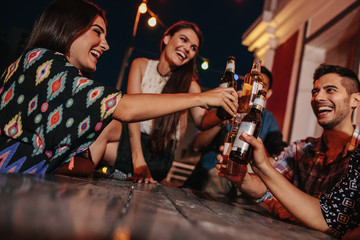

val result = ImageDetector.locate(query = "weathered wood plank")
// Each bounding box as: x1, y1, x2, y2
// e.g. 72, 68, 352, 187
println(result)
0, 174, 132, 239
160, 185, 334, 240
112, 183, 207, 240
0, 174, 336, 240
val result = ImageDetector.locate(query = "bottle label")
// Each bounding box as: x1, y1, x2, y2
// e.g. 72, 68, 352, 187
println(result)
249, 82, 263, 105
223, 142, 232, 156
253, 97, 265, 108
226, 62, 235, 72
231, 122, 256, 152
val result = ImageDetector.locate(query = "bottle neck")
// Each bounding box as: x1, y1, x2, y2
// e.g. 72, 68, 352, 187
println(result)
225, 60, 235, 74
251, 58, 261, 74
230, 114, 242, 132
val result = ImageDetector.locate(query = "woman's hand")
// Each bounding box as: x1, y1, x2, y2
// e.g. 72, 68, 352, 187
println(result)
127, 154, 157, 183
199, 87, 238, 116
127, 164, 157, 183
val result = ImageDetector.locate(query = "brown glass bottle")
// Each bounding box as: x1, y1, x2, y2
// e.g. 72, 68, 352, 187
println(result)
238, 58, 263, 114
216, 56, 237, 120
221, 114, 243, 176
229, 90, 266, 165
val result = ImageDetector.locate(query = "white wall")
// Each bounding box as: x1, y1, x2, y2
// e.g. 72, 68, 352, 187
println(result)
290, 45, 325, 142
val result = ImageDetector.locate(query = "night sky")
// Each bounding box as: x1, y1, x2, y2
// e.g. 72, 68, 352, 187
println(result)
1, 0, 264, 92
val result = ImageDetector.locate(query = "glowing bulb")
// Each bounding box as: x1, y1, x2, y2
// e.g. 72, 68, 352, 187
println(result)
234, 74, 239, 80
139, 3, 147, 13
102, 166, 108, 174
201, 60, 209, 70
148, 17, 157, 27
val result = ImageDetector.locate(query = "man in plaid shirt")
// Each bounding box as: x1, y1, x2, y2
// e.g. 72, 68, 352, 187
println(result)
218, 64, 360, 224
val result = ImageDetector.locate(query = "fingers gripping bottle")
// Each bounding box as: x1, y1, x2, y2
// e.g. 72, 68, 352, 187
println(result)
229, 90, 266, 165
216, 56, 237, 120
238, 58, 263, 114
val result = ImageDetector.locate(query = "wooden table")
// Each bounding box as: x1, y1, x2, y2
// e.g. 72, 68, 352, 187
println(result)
0, 173, 335, 240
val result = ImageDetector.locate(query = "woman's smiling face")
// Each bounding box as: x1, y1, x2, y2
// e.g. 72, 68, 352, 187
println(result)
67, 15, 109, 73
162, 28, 199, 67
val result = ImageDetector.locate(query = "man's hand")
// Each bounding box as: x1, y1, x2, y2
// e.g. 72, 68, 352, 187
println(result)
215, 145, 247, 183
215, 142, 270, 199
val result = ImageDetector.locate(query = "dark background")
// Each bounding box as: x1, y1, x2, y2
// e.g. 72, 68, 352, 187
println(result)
1, 0, 264, 92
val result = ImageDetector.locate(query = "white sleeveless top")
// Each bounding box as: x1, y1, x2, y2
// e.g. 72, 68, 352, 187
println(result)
139, 60, 181, 140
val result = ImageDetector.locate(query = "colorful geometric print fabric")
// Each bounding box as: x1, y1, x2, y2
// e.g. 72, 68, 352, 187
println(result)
0, 48, 122, 174
320, 146, 360, 238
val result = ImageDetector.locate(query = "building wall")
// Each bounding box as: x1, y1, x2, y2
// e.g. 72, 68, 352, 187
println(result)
242, 0, 360, 143
266, 31, 298, 135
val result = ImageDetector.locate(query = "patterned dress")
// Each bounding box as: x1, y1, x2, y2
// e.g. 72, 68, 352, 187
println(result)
0, 48, 121, 174
320, 146, 360, 238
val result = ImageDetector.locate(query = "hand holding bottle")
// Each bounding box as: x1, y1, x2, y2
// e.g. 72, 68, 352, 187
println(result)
199, 87, 238, 116
216, 144, 247, 183
236, 131, 271, 173
229, 90, 266, 165
216, 135, 267, 195
216, 56, 237, 120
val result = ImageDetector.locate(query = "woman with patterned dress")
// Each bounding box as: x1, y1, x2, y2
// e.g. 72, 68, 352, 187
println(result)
0, 0, 238, 176
108, 21, 231, 183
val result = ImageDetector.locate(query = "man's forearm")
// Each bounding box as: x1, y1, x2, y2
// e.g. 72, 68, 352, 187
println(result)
192, 124, 223, 151
235, 172, 268, 199
254, 163, 330, 232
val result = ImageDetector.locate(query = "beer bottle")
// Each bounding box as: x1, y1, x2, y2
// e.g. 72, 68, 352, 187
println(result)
221, 114, 243, 176
216, 56, 237, 120
222, 114, 242, 161
238, 58, 263, 113
229, 90, 266, 165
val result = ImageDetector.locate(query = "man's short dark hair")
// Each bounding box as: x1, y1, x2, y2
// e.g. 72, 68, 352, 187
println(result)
261, 66, 273, 90
313, 64, 360, 94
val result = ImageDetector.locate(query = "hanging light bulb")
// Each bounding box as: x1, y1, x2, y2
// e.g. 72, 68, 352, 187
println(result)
234, 73, 239, 80
139, 2, 147, 13
148, 17, 157, 27
201, 60, 209, 70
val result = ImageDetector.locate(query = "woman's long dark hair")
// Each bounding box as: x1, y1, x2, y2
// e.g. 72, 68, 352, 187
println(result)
25, 0, 106, 59
150, 21, 203, 153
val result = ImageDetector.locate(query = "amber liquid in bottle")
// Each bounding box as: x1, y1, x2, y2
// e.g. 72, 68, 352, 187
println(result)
238, 58, 263, 114
216, 56, 237, 120
229, 90, 266, 165
221, 114, 243, 176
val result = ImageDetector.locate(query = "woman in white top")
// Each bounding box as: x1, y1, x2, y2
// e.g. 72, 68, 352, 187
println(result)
0, 0, 238, 177
106, 21, 229, 183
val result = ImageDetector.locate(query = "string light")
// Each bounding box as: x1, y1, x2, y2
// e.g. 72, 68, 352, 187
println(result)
234, 74, 239, 80
148, 17, 157, 27
138, 2, 147, 13
118, 1, 217, 89
201, 60, 209, 70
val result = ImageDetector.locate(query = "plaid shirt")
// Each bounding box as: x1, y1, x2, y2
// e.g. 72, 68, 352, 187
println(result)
259, 125, 360, 201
